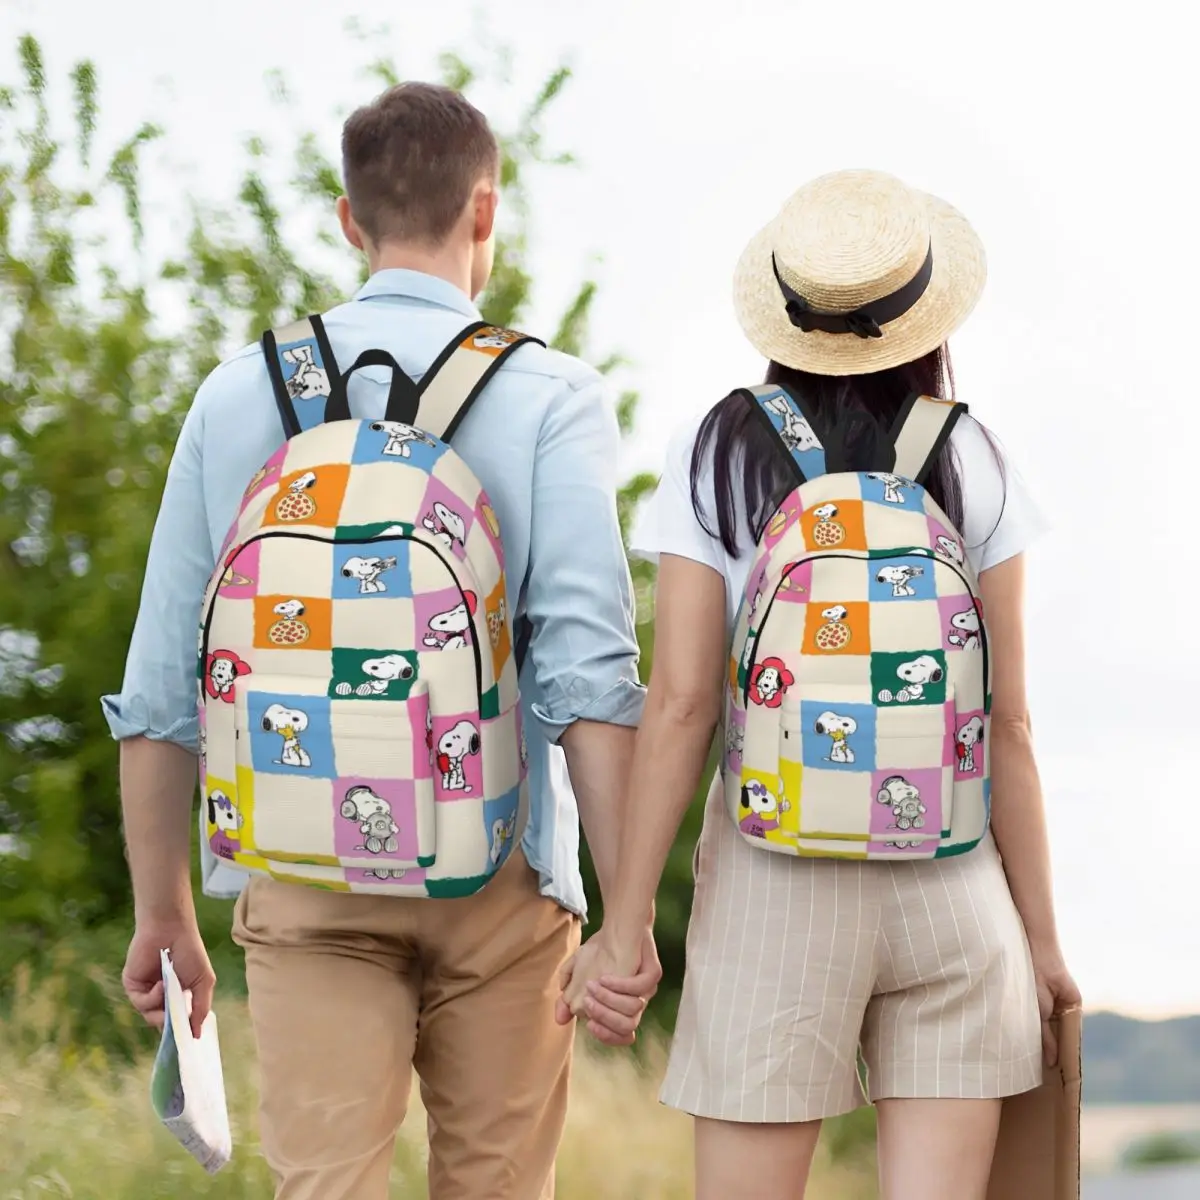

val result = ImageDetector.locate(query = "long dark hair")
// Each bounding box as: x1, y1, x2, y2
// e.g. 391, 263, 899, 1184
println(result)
691, 346, 980, 556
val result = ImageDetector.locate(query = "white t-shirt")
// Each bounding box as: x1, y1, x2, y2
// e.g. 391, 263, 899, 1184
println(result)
631, 410, 1049, 631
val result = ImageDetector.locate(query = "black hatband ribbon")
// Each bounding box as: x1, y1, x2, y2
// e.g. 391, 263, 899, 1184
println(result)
771, 243, 934, 339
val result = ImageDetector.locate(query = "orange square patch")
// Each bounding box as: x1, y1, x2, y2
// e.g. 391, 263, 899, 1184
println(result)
263, 464, 350, 529
484, 578, 512, 682
803, 601, 871, 655
465, 326, 524, 358
253, 595, 333, 650
800, 500, 866, 553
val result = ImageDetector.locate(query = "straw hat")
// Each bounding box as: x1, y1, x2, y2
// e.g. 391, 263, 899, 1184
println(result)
733, 169, 986, 376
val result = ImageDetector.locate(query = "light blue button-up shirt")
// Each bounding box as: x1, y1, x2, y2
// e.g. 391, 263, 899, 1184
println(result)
101, 269, 645, 918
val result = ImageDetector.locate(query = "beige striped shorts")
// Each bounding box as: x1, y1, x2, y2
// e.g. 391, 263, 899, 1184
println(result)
661, 774, 1043, 1123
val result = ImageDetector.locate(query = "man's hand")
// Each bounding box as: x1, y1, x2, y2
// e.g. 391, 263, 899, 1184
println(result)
555, 926, 661, 1047
123, 919, 215, 1040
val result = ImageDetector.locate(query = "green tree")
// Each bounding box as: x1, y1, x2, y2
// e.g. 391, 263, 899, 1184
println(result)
1, 31, 704, 1050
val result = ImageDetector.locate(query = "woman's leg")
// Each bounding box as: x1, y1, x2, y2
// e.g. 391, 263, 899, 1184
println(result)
695, 1117, 823, 1200
875, 1098, 1001, 1200
863, 840, 1042, 1200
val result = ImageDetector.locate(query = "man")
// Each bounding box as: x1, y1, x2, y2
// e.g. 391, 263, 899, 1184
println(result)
104, 82, 660, 1200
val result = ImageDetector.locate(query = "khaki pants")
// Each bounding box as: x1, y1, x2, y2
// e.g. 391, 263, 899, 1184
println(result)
232, 850, 581, 1200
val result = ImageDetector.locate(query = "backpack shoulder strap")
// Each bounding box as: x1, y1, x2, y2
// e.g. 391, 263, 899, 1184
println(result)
413, 321, 545, 441
740, 382, 829, 486
261, 315, 348, 438
888, 394, 969, 486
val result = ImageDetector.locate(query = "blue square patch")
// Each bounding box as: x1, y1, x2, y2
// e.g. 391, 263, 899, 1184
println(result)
352, 420, 448, 471
868, 554, 939, 604
246, 692, 336, 779
332, 538, 413, 600
798, 699, 877, 772
861, 471, 921, 508
483, 786, 521, 873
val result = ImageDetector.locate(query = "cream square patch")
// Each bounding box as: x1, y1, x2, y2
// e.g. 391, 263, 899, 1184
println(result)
252, 776, 337, 858
951, 775, 987, 841
481, 706, 521, 797
863, 502, 931, 551
425, 798, 488, 880
808, 556, 870, 602
256, 536, 334, 599
283, 422, 358, 472
409, 539, 459, 593
339, 462, 430, 528
207, 597, 255, 655
868, 598, 942, 653
331, 597, 416, 651
796, 767, 872, 838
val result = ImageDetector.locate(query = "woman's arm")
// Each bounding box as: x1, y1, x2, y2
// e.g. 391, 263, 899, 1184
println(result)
568, 552, 729, 993
978, 554, 1057, 944
979, 553, 1081, 1060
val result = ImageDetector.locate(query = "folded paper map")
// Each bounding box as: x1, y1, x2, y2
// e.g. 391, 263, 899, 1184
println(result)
149, 948, 232, 1174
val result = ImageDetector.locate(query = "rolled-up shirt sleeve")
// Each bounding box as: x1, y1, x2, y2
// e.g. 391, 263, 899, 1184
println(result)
524, 375, 646, 741
101, 395, 216, 754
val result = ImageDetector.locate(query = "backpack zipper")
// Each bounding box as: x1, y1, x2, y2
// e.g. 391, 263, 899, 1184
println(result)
200, 530, 484, 705
741, 549, 989, 707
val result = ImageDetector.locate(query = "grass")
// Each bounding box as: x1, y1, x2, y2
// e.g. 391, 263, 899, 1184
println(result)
0, 966, 879, 1199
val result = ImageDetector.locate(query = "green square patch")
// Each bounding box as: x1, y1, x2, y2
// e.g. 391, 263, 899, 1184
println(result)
480, 684, 502, 721
329, 647, 419, 700
870, 648, 947, 707
337, 521, 414, 541
425, 873, 492, 899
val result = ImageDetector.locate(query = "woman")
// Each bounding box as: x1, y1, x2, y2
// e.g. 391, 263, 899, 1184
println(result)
562, 169, 1080, 1200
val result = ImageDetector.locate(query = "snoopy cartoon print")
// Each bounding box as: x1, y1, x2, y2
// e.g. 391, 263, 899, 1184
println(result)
274, 471, 319, 522
956, 716, 984, 773
748, 656, 794, 707
341, 554, 398, 595
947, 606, 982, 650
370, 420, 436, 459
866, 472, 914, 505
876, 563, 925, 598
205, 650, 251, 702
762, 395, 819, 452
814, 711, 858, 764
422, 502, 466, 553
437, 720, 480, 793
205, 790, 244, 860
877, 654, 943, 704
340, 786, 399, 854
490, 813, 517, 864
261, 703, 312, 768
473, 328, 521, 350
424, 592, 477, 651
334, 654, 415, 697
935, 534, 966, 568
725, 720, 745, 764
282, 345, 330, 400
876, 775, 926, 831
486, 597, 507, 648
739, 779, 791, 837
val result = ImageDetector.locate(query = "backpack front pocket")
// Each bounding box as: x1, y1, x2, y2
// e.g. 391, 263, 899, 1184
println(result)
233, 678, 437, 871
868, 693, 956, 848
738, 684, 955, 848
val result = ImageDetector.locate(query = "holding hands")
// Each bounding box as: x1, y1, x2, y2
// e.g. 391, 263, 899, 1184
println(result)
556, 925, 662, 1046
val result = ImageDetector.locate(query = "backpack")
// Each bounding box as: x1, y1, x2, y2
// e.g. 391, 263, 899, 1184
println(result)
196, 314, 541, 896
723, 384, 989, 861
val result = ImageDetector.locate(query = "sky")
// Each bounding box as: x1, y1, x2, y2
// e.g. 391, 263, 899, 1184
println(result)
1, 0, 1196, 1017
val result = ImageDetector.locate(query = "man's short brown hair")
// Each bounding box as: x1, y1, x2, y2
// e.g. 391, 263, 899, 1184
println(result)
341, 82, 499, 246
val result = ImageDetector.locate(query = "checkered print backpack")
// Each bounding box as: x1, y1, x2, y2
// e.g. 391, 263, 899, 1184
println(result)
724, 385, 990, 861
197, 315, 541, 896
